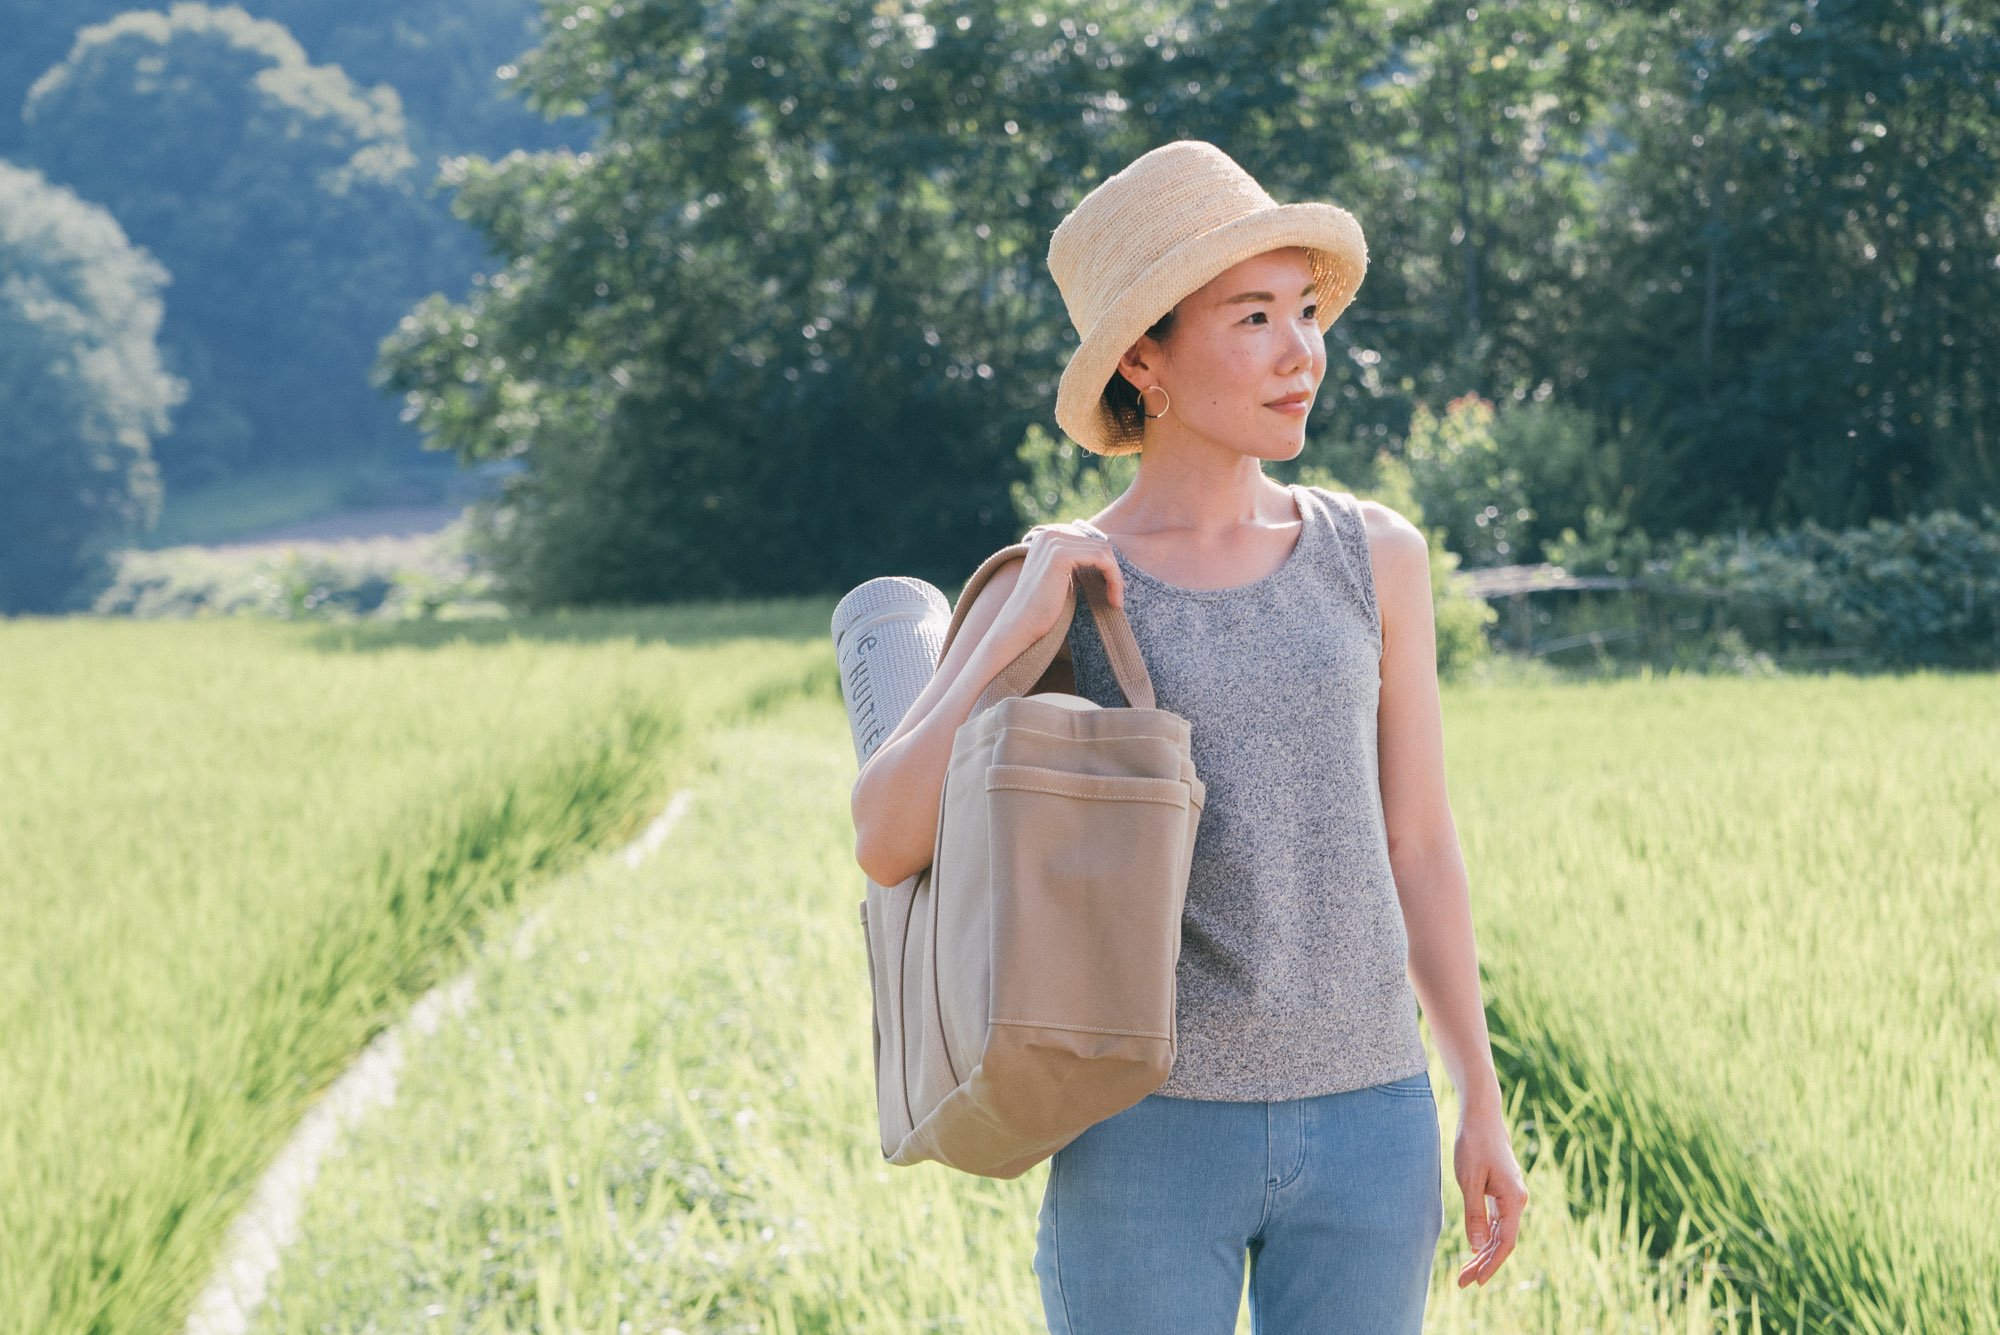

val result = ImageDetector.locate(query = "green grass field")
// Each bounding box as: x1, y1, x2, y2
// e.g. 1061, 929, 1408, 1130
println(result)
132, 459, 365, 548
0, 602, 833, 1334
1445, 672, 1998, 1332
3, 606, 1991, 1332
241, 692, 1757, 1335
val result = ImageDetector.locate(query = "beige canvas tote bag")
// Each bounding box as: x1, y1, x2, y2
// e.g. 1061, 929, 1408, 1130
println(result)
857, 540, 1205, 1179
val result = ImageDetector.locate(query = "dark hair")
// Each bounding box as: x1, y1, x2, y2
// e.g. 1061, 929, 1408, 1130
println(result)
1099, 305, 1179, 448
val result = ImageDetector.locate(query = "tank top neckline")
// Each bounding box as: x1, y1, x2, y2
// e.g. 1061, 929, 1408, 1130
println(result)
1074, 482, 1317, 602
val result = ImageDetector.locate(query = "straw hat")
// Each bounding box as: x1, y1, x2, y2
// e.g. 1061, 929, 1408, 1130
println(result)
1046, 140, 1369, 456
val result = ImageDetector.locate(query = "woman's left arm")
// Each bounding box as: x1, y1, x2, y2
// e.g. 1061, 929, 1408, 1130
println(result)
1362, 499, 1529, 1289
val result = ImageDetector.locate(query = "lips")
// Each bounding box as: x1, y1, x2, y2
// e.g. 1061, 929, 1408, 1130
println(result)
1266, 392, 1311, 408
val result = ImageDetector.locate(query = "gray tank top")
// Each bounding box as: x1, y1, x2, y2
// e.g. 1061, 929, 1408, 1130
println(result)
1066, 483, 1429, 1101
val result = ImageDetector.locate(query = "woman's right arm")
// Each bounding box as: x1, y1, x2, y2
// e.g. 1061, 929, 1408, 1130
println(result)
850, 527, 1123, 887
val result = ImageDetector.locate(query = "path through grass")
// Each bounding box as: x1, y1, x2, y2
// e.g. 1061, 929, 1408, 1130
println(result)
245, 692, 1756, 1333
0, 604, 833, 1334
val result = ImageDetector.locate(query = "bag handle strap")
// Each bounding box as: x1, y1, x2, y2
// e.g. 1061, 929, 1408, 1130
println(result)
936, 542, 1156, 714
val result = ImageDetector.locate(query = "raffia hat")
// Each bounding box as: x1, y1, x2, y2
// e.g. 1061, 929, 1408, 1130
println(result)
1046, 140, 1369, 456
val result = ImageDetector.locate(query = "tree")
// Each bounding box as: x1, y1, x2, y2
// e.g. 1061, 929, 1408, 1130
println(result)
373, 0, 1655, 605
1574, 0, 2000, 531
0, 0, 565, 161
381, 0, 1198, 608
0, 159, 183, 613
21, 4, 480, 484
379, 0, 2000, 607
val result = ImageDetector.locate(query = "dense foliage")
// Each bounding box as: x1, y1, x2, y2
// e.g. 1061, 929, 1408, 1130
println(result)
1660, 503, 2000, 668
20, 5, 483, 486
378, 0, 2000, 609
0, 160, 180, 612
2, 0, 1995, 621
382, 1, 1175, 609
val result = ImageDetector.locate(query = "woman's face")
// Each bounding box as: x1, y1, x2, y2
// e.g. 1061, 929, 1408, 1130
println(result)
1118, 246, 1326, 460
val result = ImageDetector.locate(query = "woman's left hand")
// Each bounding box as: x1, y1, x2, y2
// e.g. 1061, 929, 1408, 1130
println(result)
1452, 1106, 1529, 1287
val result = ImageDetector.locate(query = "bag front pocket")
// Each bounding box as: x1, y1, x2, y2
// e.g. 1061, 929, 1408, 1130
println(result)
990, 724, 1187, 784
981, 763, 1199, 1040
983, 763, 1191, 807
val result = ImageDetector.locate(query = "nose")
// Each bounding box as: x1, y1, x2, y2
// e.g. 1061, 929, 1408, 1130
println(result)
1278, 319, 1320, 378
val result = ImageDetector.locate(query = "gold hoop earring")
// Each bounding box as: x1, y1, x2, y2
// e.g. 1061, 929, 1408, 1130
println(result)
1138, 384, 1171, 420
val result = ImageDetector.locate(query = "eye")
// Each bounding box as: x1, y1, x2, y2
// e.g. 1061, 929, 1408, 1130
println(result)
1303, 303, 1318, 319
1241, 310, 1268, 325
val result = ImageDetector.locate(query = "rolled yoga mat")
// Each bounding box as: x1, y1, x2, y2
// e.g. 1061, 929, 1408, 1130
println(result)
830, 576, 952, 768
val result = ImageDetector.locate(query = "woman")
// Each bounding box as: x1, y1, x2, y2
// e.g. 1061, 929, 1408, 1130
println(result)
850, 141, 1526, 1333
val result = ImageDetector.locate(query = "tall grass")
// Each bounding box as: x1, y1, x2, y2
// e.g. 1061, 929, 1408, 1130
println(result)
1445, 669, 2000, 1332
246, 692, 1754, 1333
11, 604, 1986, 1331
0, 603, 836, 1335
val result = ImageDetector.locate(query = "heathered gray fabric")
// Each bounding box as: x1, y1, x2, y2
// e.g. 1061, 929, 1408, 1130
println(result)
1065, 483, 1429, 1101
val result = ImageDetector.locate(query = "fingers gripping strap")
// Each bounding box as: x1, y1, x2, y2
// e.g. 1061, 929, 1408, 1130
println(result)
939, 544, 1156, 715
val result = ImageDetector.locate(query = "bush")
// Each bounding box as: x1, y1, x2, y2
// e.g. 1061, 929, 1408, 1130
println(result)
1542, 503, 1657, 581
1008, 423, 1137, 528
89, 523, 505, 621
1398, 392, 1633, 573
1400, 393, 1535, 569
1665, 506, 2000, 669
1490, 396, 1630, 562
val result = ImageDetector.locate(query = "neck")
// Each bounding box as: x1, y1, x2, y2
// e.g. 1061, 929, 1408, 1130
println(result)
1111, 444, 1297, 537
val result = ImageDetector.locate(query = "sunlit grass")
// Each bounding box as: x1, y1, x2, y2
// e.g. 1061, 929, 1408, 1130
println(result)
11, 605, 1987, 1332
248, 692, 1764, 1333
134, 459, 364, 548
1445, 669, 2000, 1332
0, 604, 835, 1335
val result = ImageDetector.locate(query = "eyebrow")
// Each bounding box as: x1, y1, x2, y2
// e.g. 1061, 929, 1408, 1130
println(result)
1220, 283, 1318, 305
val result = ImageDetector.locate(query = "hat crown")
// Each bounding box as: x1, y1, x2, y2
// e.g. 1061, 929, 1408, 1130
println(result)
1048, 141, 1279, 338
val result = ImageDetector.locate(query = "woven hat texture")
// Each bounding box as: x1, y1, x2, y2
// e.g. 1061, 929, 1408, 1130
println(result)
1046, 140, 1368, 456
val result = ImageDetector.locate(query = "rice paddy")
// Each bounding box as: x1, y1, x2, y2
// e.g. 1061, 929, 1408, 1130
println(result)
3, 606, 1988, 1332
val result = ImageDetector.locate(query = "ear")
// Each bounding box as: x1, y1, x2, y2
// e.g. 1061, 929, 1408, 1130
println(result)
1117, 339, 1157, 384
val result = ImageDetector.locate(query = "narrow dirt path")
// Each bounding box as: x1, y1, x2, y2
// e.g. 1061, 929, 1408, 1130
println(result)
183, 790, 698, 1335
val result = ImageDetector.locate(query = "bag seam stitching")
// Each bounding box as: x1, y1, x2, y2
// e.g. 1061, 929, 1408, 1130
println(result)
984, 777, 1192, 806
989, 724, 1183, 743
990, 1018, 1171, 1039
892, 884, 919, 1131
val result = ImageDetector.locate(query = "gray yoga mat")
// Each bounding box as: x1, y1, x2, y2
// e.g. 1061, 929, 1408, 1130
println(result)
830, 576, 952, 767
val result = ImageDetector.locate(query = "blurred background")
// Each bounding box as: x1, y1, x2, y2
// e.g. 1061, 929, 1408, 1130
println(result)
2, 0, 1994, 674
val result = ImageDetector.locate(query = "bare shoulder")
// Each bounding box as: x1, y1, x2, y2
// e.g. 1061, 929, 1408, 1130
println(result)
1352, 497, 1432, 575
1351, 499, 1431, 662
1354, 497, 1428, 566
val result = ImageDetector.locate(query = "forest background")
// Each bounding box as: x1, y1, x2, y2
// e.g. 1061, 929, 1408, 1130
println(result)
2, 0, 1995, 649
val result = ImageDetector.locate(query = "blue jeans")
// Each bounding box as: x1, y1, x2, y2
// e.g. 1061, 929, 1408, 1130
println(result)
1033, 1071, 1444, 1334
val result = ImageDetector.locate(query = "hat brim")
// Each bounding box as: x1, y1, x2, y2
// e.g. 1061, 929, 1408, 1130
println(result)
1053, 202, 1368, 456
